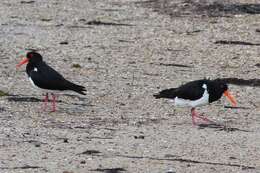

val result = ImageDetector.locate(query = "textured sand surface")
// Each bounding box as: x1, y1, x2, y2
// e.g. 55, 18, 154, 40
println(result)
0, 0, 260, 172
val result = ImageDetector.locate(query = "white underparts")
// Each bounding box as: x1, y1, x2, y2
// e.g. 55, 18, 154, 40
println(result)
174, 85, 209, 108
28, 68, 38, 88
28, 77, 37, 88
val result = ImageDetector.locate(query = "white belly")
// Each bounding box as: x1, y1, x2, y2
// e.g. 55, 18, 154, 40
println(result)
29, 77, 38, 88
174, 90, 209, 108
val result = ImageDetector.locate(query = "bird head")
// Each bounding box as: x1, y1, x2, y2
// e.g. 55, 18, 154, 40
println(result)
209, 79, 237, 106
16, 52, 43, 68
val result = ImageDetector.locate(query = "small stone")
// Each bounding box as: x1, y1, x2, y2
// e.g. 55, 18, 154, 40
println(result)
60, 41, 69, 45
255, 63, 260, 68
63, 138, 69, 143
80, 160, 86, 164
134, 135, 145, 139
72, 64, 82, 68
35, 143, 41, 147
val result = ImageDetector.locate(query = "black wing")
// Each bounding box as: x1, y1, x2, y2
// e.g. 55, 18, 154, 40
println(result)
154, 80, 207, 100
175, 80, 206, 100
153, 88, 177, 99
29, 62, 86, 95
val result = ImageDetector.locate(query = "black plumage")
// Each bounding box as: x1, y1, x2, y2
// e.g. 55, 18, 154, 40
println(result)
26, 57, 86, 95
153, 79, 236, 125
154, 79, 227, 103
17, 52, 86, 111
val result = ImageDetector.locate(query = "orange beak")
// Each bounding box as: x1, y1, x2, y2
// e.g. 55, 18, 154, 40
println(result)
224, 90, 237, 107
16, 57, 28, 68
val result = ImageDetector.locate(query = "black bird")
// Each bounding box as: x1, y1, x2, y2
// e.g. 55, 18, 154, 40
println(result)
16, 52, 86, 112
153, 79, 237, 125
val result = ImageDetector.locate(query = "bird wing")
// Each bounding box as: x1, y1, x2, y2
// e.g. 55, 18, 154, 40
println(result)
29, 62, 72, 91
175, 80, 206, 100
153, 88, 178, 99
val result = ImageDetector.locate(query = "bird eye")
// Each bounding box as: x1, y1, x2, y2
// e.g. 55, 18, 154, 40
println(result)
27, 53, 33, 58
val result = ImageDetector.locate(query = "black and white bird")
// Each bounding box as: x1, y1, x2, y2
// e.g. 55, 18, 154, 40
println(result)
153, 79, 237, 125
16, 52, 86, 112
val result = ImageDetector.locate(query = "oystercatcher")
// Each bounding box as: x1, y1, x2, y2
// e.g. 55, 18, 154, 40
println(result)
16, 52, 86, 112
153, 79, 237, 125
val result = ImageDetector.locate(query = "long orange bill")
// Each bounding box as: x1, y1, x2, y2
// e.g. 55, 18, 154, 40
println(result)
16, 57, 28, 68
224, 90, 237, 107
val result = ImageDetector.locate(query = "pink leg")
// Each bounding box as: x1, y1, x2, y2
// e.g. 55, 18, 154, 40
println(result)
191, 108, 197, 125
42, 93, 49, 111
51, 93, 56, 112
191, 108, 214, 125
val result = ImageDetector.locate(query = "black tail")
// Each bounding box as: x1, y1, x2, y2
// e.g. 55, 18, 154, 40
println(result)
153, 88, 176, 99
67, 82, 86, 95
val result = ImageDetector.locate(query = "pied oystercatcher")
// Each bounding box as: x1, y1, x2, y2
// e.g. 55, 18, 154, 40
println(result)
153, 79, 237, 125
16, 52, 86, 112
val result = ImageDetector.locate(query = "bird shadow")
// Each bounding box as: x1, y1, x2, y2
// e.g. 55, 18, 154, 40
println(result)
6, 95, 93, 114
7, 96, 62, 103
198, 123, 251, 132
6, 94, 88, 103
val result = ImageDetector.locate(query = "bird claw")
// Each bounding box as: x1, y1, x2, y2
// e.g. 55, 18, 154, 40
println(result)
191, 109, 216, 125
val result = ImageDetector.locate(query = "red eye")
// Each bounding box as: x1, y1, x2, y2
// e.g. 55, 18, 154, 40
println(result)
28, 53, 32, 58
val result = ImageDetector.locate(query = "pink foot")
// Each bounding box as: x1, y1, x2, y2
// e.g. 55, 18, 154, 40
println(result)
42, 93, 49, 111
50, 93, 56, 112
191, 108, 215, 125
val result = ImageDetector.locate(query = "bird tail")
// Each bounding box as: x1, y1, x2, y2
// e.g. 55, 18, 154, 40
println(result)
153, 88, 176, 99
67, 82, 86, 95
